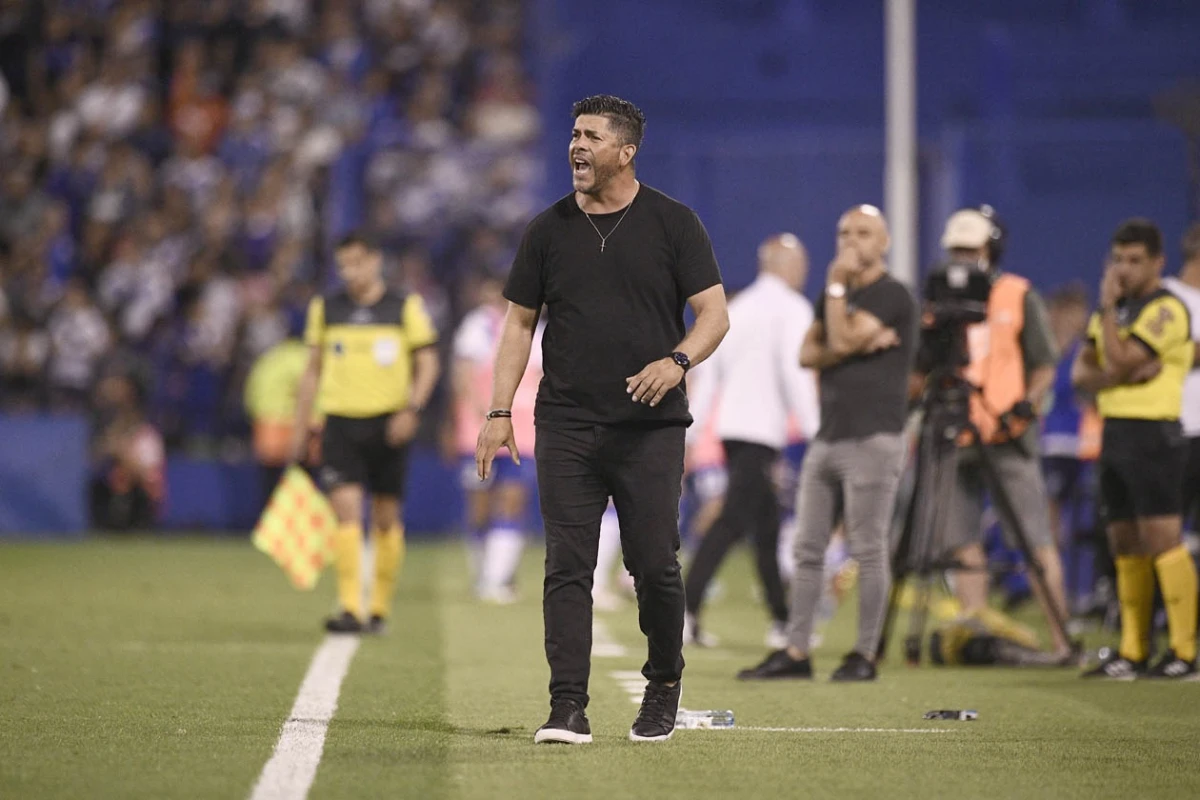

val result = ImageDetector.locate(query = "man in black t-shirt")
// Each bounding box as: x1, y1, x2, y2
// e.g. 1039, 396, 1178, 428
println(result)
475, 95, 729, 744
738, 205, 918, 683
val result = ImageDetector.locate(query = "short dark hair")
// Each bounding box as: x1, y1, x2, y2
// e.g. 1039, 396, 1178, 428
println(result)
1111, 218, 1163, 257
336, 230, 380, 252
571, 95, 646, 148
1182, 222, 1200, 263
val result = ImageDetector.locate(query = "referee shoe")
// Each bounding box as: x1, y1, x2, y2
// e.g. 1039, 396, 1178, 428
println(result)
1145, 650, 1200, 681
1079, 650, 1145, 680
534, 699, 592, 744
324, 611, 364, 634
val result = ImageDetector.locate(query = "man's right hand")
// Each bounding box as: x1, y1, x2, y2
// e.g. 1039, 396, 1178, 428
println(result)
475, 417, 520, 481
827, 249, 860, 287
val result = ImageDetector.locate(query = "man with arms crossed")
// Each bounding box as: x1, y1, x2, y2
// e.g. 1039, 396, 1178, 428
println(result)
738, 205, 917, 682
476, 95, 729, 742
1076, 219, 1197, 679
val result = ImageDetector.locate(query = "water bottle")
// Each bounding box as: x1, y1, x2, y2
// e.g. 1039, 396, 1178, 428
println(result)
922, 709, 978, 721
675, 709, 735, 729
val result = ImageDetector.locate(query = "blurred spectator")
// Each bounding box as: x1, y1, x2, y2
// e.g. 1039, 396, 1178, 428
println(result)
90, 373, 165, 530
46, 277, 111, 411
0, 308, 50, 411
243, 320, 310, 506
0, 0, 539, 456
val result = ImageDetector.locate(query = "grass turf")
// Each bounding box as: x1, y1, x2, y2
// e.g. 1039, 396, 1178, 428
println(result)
1, 537, 1199, 799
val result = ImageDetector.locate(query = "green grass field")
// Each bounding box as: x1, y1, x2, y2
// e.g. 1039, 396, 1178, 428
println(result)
2, 537, 1200, 800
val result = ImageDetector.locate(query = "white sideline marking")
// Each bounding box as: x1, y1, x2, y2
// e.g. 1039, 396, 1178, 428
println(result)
731, 726, 956, 734
249, 635, 361, 800
609, 671, 953, 734
591, 618, 628, 658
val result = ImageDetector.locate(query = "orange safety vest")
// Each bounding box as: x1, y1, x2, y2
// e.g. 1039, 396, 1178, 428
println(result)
962, 273, 1029, 445
1077, 405, 1102, 461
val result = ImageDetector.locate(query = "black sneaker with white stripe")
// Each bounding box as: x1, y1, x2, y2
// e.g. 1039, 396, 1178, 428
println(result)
1080, 651, 1146, 680
629, 681, 681, 742
1145, 650, 1199, 681
534, 699, 592, 744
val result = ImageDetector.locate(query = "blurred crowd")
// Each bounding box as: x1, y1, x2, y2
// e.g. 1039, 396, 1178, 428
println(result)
0, 0, 541, 459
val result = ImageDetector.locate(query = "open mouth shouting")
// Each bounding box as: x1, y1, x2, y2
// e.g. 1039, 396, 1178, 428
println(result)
572, 152, 592, 181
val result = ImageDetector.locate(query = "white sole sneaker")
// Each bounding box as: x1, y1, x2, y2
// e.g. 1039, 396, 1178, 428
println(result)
628, 685, 681, 742
534, 727, 592, 744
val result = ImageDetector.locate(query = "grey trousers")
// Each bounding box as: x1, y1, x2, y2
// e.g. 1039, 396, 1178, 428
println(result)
785, 433, 907, 659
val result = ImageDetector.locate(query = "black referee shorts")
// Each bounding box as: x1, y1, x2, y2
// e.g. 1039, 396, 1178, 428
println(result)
319, 414, 410, 498
1099, 418, 1187, 523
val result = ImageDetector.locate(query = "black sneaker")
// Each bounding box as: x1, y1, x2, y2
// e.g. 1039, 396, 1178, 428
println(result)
1080, 650, 1145, 680
1145, 650, 1200, 681
737, 650, 813, 681
534, 699, 592, 744
366, 615, 387, 635
629, 681, 682, 742
324, 611, 364, 634
830, 652, 876, 682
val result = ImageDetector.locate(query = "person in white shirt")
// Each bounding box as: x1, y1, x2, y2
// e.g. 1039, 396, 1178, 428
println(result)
1163, 223, 1200, 545
683, 234, 819, 647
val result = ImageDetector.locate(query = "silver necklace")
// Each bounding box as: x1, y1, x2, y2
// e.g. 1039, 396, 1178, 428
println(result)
583, 195, 636, 253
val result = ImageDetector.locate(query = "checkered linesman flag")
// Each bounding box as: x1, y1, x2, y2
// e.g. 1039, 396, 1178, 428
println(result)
252, 466, 337, 590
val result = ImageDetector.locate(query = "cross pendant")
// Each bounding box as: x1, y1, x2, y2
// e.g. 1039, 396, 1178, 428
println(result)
600, 241, 605, 252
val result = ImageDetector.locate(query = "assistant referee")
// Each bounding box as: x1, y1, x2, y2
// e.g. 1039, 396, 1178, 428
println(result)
1073, 218, 1197, 679
293, 232, 440, 634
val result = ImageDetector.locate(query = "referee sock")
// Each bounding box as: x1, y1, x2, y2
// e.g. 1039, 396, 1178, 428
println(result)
1115, 555, 1154, 663
334, 522, 365, 620
369, 524, 406, 620
1154, 545, 1198, 662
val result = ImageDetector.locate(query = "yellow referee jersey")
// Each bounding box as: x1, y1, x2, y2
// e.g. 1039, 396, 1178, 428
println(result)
305, 289, 438, 418
1087, 287, 1193, 421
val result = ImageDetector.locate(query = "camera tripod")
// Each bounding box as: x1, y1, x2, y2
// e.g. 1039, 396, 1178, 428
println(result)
877, 367, 1073, 665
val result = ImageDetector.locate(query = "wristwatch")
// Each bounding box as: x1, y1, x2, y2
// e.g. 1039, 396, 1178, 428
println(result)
826, 282, 847, 299
671, 351, 691, 373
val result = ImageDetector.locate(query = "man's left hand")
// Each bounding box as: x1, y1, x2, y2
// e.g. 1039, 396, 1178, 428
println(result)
626, 358, 685, 407
386, 407, 420, 446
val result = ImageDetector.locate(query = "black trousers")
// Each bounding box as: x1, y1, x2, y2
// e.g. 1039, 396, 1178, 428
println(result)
536, 423, 686, 707
684, 440, 787, 622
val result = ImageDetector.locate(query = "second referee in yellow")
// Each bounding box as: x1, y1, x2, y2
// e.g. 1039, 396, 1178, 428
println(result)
1073, 218, 1198, 679
293, 232, 441, 634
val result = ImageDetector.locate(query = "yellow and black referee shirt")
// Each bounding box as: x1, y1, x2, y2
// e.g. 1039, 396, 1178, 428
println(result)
304, 289, 438, 418
1087, 287, 1193, 420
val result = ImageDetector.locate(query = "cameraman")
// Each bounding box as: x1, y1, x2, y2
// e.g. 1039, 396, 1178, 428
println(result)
923, 208, 1072, 660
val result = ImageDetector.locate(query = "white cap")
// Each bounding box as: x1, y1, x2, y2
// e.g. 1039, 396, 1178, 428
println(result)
941, 210, 993, 251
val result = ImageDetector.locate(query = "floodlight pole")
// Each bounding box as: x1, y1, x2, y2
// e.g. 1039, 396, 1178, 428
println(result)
885, 0, 918, 287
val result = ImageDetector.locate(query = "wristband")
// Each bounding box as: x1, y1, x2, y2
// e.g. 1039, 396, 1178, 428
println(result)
486, 409, 512, 420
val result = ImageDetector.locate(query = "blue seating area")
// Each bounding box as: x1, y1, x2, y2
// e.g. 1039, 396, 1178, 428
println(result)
536, 0, 1200, 292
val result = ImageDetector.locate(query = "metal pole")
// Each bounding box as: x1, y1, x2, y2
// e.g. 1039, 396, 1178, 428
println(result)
885, 0, 918, 287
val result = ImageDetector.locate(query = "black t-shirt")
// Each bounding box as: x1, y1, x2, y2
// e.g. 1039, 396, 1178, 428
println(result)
813, 274, 917, 441
504, 185, 722, 426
